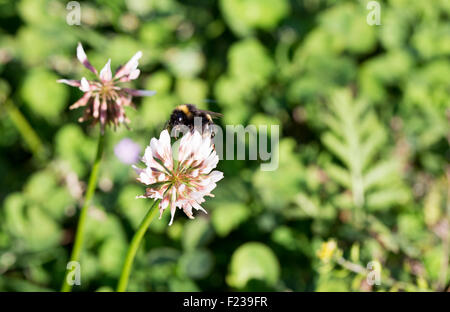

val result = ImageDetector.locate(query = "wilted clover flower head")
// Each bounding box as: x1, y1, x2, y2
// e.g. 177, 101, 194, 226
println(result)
134, 130, 223, 226
58, 43, 156, 132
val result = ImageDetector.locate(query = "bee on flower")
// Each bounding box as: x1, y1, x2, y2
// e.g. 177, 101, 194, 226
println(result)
58, 43, 156, 132
134, 129, 223, 226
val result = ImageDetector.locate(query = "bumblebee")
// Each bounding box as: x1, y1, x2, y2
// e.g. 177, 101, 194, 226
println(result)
167, 104, 222, 137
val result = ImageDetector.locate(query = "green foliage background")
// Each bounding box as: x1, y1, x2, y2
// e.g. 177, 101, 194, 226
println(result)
0, 0, 449, 291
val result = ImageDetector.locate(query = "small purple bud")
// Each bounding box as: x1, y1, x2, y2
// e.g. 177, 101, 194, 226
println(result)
114, 138, 141, 165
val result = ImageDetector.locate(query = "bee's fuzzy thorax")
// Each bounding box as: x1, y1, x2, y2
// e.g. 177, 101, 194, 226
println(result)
177, 104, 192, 118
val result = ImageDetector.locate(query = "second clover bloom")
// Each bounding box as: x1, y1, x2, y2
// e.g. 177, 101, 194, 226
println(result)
58, 43, 156, 132
134, 130, 223, 226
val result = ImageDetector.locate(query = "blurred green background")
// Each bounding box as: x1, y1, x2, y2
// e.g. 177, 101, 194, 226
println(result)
0, 0, 449, 291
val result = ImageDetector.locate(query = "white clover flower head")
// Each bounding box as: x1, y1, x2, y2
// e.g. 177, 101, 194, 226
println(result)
58, 43, 156, 133
134, 130, 223, 226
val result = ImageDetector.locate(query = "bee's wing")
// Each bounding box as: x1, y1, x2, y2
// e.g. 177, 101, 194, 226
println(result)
199, 109, 223, 119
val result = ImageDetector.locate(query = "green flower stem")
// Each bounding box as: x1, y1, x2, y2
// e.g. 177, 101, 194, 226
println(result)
4, 99, 47, 161
61, 131, 105, 292
117, 200, 160, 292
336, 256, 426, 291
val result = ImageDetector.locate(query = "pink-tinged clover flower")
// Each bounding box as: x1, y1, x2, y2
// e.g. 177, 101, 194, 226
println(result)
58, 43, 156, 132
134, 130, 223, 226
